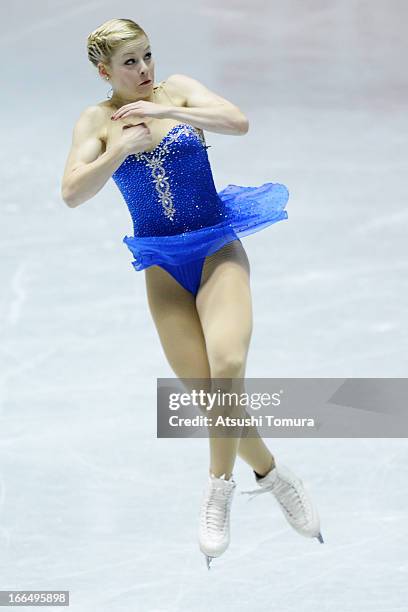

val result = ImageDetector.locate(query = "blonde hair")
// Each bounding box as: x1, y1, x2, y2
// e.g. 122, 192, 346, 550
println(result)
87, 18, 148, 68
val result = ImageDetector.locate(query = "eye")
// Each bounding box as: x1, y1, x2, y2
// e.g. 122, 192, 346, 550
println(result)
124, 52, 152, 66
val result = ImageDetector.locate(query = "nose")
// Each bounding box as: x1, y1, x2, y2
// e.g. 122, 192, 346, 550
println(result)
139, 59, 149, 73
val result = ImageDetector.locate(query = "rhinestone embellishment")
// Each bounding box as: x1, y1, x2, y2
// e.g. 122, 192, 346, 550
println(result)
131, 124, 208, 221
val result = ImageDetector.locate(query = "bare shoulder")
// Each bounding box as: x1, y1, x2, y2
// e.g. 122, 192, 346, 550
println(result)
166, 73, 199, 95
165, 73, 237, 109
165, 73, 214, 107
159, 74, 189, 106
95, 99, 114, 112
167, 73, 200, 87
73, 104, 108, 140
76, 104, 107, 128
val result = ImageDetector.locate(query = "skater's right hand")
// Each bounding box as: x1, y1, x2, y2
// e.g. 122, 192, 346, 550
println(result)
118, 121, 153, 155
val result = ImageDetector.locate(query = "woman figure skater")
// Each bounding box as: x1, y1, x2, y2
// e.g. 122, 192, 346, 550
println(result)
61, 18, 323, 570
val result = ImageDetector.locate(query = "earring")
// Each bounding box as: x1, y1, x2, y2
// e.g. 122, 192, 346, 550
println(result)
105, 76, 113, 100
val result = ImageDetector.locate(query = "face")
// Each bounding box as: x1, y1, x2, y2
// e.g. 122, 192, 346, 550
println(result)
101, 36, 155, 96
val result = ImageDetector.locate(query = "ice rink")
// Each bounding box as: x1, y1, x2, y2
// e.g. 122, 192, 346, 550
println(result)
1, 1, 407, 610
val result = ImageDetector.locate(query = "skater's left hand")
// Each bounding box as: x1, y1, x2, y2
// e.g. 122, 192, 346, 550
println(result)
111, 101, 171, 121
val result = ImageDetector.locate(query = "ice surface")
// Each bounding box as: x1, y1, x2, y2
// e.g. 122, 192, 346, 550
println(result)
1, 1, 407, 610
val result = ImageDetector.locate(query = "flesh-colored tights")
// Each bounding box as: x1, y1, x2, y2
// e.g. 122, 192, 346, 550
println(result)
145, 240, 275, 480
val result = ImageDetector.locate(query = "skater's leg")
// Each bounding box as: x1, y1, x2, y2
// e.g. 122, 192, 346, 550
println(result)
145, 263, 212, 384
145, 246, 275, 477
196, 240, 275, 478
205, 376, 245, 480
237, 427, 276, 476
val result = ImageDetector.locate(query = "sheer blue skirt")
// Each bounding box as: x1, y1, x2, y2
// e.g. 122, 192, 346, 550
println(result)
122, 182, 289, 278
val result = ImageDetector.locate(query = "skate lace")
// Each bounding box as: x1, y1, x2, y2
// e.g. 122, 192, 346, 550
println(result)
202, 486, 232, 535
241, 477, 308, 523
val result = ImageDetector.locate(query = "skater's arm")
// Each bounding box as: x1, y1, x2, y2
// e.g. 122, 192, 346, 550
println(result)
61, 106, 129, 208
164, 74, 249, 136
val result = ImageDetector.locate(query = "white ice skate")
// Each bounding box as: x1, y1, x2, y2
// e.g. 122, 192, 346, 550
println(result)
240, 462, 324, 543
199, 472, 237, 569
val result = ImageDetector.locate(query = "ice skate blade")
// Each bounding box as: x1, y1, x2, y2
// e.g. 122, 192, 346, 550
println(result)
204, 554, 215, 570
316, 532, 324, 544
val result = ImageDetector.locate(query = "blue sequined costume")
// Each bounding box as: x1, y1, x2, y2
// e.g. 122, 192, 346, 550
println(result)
111, 82, 289, 296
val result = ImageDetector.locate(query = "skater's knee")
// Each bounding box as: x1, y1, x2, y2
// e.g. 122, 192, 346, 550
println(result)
209, 350, 246, 380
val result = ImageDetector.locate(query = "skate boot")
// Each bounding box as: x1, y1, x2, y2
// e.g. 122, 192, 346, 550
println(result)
241, 462, 324, 543
199, 472, 237, 569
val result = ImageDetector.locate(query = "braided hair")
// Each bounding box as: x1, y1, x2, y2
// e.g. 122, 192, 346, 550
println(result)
87, 18, 147, 68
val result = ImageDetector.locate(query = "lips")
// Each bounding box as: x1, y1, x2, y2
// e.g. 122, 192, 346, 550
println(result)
140, 79, 151, 85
